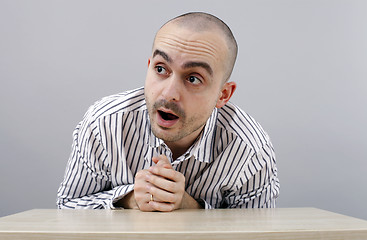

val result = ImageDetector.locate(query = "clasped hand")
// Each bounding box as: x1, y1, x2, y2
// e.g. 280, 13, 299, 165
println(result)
134, 155, 185, 212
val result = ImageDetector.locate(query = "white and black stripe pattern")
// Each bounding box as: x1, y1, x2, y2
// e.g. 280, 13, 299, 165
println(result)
57, 87, 279, 209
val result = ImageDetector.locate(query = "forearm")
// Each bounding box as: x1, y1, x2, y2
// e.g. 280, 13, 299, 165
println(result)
57, 183, 134, 209
113, 190, 138, 209
181, 191, 203, 209
57, 191, 113, 209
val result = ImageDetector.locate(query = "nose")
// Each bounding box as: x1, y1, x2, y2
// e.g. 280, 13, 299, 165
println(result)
161, 75, 181, 102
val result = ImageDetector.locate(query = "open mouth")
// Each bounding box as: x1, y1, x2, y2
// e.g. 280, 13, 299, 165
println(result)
158, 110, 179, 121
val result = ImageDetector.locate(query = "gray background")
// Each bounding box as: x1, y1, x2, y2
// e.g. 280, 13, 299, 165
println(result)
1, 0, 366, 220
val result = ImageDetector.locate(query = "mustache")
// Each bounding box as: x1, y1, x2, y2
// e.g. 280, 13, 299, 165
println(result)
153, 99, 185, 118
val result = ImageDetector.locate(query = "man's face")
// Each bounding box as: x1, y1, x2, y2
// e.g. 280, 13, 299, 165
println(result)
145, 23, 230, 146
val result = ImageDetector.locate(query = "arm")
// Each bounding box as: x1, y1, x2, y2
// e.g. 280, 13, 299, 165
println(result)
224, 144, 280, 208
57, 112, 133, 209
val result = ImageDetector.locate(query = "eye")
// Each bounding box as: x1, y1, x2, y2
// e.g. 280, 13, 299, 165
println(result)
155, 65, 167, 75
187, 75, 202, 85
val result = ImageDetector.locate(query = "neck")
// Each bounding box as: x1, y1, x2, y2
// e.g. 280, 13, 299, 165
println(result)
165, 126, 205, 160
166, 144, 189, 160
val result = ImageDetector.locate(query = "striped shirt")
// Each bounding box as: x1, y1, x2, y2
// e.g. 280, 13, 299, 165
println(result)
57, 87, 279, 209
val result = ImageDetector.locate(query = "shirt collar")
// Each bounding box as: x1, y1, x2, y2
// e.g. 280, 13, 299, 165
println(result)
146, 107, 218, 164
189, 108, 218, 163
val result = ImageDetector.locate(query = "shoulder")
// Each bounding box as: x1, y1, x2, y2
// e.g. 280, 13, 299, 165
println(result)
85, 87, 146, 122
216, 101, 271, 151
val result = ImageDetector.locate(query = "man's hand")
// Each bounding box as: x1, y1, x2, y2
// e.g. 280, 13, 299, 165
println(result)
146, 155, 186, 211
114, 169, 153, 211
119, 155, 185, 211
118, 155, 202, 211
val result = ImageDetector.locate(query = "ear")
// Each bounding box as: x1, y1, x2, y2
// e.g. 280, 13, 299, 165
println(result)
216, 82, 237, 108
148, 58, 151, 68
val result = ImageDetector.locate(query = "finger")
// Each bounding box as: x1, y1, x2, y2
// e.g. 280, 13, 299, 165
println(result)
134, 170, 152, 193
149, 185, 177, 203
153, 155, 172, 169
146, 172, 179, 193
149, 166, 183, 183
152, 156, 160, 165
134, 183, 151, 201
138, 202, 156, 212
133, 191, 155, 212
134, 169, 157, 211
148, 201, 175, 212
135, 169, 151, 181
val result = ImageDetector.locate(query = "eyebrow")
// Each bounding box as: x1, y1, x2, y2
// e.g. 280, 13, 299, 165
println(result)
152, 49, 213, 76
153, 49, 172, 63
183, 61, 213, 76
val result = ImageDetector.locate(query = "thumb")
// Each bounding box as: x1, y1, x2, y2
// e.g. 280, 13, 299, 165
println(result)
153, 155, 172, 169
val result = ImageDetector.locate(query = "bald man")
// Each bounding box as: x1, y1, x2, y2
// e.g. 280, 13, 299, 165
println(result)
57, 12, 279, 211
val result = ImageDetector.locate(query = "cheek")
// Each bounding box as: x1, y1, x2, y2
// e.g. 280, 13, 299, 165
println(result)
145, 73, 158, 97
145, 69, 154, 87
188, 95, 217, 117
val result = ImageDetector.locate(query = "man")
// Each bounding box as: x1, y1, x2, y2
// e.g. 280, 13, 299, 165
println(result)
57, 12, 279, 211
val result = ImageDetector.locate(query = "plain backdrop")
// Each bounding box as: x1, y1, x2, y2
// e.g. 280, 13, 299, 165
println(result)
1, 0, 366, 219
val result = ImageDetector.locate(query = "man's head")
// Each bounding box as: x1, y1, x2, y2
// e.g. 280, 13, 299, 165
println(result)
158, 12, 238, 82
145, 12, 237, 150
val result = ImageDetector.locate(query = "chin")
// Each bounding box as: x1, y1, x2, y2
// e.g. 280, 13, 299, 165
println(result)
151, 126, 182, 143
152, 125, 171, 140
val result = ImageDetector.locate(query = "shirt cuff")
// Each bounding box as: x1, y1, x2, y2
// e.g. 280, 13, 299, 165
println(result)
110, 184, 135, 209
197, 198, 213, 209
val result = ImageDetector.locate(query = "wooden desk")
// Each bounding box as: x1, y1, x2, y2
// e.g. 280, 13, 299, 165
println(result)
0, 208, 367, 239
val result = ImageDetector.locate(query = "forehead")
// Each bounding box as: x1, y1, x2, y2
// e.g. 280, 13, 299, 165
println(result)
153, 23, 228, 71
